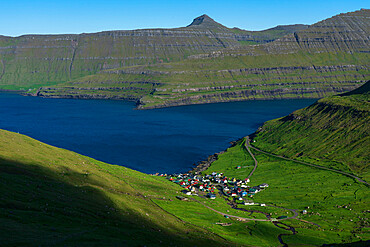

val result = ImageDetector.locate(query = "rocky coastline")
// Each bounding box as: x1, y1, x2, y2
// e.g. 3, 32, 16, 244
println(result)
189, 140, 239, 174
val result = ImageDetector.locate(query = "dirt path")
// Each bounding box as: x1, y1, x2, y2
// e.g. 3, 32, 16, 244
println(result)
248, 138, 369, 186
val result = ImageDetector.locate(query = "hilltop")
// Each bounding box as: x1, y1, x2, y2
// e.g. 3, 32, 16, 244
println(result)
25, 9, 370, 109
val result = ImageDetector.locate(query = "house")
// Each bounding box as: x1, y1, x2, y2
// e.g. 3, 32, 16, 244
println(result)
260, 203, 266, 207
176, 196, 188, 201
207, 193, 216, 199
236, 165, 241, 169
182, 190, 191, 195
259, 183, 269, 188
302, 210, 308, 214
231, 192, 237, 197
244, 202, 255, 206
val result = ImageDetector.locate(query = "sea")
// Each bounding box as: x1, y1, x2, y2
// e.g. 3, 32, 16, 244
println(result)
0, 92, 316, 174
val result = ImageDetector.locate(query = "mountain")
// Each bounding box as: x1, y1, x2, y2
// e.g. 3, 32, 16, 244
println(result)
187, 14, 228, 29
251, 80, 370, 180
0, 15, 307, 91
27, 9, 370, 109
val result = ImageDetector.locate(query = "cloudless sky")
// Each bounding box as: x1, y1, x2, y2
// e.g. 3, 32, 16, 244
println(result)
1, 0, 369, 36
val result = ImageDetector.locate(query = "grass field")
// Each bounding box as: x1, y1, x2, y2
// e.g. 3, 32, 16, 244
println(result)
201, 140, 369, 246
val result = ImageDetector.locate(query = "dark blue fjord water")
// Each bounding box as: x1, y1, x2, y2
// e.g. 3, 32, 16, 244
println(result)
0, 93, 316, 174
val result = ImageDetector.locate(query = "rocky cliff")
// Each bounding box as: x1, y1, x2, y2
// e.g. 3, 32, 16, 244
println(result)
0, 15, 306, 90
3, 10, 370, 108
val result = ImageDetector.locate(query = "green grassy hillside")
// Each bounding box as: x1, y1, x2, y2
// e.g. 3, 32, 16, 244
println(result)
33, 9, 370, 109
194, 84, 370, 245
202, 140, 369, 246
252, 81, 369, 180
0, 129, 232, 246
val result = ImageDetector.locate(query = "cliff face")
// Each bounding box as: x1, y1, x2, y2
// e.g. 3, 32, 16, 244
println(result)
266, 9, 370, 54
0, 15, 306, 89
3, 10, 370, 108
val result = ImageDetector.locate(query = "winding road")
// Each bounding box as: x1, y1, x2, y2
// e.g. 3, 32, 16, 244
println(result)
187, 138, 300, 223
245, 136, 258, 181
188, 197, 298, 222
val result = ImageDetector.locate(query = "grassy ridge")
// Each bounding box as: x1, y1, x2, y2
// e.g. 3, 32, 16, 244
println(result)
252, 82, 370, 180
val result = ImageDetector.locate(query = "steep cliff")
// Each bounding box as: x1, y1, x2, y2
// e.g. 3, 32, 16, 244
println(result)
31, 9, 370, 108
0, 15, 306, 90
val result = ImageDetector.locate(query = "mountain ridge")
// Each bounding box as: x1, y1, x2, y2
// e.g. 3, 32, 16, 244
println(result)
1, 9, 369, 109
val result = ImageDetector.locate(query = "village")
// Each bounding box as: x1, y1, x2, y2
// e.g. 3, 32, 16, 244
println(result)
158, 171, 269, 206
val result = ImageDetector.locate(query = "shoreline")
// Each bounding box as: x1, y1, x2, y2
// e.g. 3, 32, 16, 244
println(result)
21, 91, 320, 111
189, 139, 242, 174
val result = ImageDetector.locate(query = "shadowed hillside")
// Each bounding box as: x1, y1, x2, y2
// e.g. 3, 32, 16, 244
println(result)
0, 129, 230, 246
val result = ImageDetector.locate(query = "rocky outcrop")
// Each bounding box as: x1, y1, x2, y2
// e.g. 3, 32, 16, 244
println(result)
137, 84, 361, 109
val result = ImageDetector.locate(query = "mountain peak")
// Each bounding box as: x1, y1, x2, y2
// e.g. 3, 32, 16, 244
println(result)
187, 14, 225, 28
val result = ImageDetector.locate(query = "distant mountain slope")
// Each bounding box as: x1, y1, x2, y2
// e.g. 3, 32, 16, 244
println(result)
265, 9, 370, 53
252, 81, 370, 180
33, 9, 369, 109
0, 129, 229, 246
0, 15, 307, 90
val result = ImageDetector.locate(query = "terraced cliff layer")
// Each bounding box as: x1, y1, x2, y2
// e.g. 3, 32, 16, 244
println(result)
32, 9, 370, 108
252, 81, 370, 180
0, 15, 307, 90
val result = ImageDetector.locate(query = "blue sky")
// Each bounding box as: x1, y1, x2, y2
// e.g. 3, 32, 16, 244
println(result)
1, 0, 369, 36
